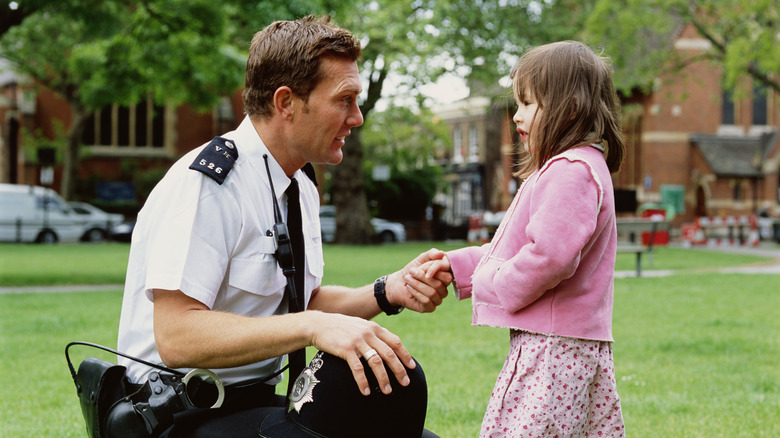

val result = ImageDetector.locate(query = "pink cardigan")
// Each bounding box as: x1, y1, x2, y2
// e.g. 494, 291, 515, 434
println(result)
448, 146, 617, 342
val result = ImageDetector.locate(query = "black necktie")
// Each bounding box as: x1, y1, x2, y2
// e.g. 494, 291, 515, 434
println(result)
285, 178, 306, 396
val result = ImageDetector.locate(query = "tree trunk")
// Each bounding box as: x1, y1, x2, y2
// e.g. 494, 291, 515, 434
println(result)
331, 124, 372, 244
60, 106, 89, 200
328, 66, 388, 245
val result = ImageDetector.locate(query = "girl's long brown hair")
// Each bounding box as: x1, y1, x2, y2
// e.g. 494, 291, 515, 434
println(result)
512, 41, 625, 177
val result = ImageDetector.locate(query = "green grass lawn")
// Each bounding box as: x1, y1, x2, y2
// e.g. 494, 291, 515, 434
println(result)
0, 243, 131, 286
1, 242, 779, 437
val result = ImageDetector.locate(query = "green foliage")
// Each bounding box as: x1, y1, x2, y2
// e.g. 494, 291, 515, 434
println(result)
328, 1, 590, 109
325, 0, 597, 243
0, 0, 327, 200
428, 0, 596, 88
585, 0, 780, 96
584, 0, 680, 95
361, 105, 449, 220
116, 158, 173, 204
366, 171, 441, 221
20, 120, 68, 165
362, 105, 451, 168
0, 1, 247, 111
0, 0, 337, 112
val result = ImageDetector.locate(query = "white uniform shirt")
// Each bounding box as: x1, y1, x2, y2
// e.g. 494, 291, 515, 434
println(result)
117, 116, 324, 385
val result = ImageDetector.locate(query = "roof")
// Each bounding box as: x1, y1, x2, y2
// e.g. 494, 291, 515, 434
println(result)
691, 134, 775, 177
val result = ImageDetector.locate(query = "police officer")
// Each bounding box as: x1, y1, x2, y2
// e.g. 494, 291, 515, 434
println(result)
115, 15, 449, 437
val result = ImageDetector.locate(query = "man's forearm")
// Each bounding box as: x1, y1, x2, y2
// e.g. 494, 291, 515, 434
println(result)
153, 289, 315, 369
308, 283, 382, 320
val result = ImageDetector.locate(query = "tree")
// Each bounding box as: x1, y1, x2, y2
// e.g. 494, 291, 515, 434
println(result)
584, 0, 780, 97
361, 104, 448, 221
0, 0, 323, 199
327, 0, 589, 243
2, 0, 591, 225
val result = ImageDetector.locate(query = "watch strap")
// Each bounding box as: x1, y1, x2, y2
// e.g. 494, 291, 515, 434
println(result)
374, 275, 403, 315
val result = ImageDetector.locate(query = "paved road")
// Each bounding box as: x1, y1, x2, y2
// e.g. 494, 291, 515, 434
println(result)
615, 242, 780, 278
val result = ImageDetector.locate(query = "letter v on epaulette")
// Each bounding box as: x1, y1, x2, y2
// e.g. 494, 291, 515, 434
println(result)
188, 136, 239, 184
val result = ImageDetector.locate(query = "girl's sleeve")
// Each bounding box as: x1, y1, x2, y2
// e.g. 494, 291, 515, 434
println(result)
446, 243, 489, 300
475, 158, 602, 312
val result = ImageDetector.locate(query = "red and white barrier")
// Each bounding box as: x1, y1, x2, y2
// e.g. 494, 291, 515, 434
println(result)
682, 215, 759, 247
467, 214, 489, 243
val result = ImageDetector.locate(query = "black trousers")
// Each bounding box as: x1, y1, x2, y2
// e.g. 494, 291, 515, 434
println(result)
160, 401, 284, 438
160, 398, 439, 438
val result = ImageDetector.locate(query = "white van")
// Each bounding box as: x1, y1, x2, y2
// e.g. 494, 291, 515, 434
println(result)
0, 183, 86, 243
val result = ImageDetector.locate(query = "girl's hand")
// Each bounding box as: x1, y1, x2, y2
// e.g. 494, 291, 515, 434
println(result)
385, 248, 452, 313
420, 256, 452, 280
400, 256, 453, 311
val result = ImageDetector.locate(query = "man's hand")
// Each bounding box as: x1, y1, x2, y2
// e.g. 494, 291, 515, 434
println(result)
307, 311, 414, 397
385, 248, 453, 313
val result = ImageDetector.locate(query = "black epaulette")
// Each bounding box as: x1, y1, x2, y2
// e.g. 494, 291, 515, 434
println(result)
188, 136, 239, 185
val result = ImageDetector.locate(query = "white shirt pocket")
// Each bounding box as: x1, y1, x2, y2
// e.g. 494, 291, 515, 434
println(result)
228, 236, 286, 296
305, 242, 324, 280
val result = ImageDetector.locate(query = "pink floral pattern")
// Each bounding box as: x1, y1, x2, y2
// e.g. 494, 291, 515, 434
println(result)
480, 330, 624, 437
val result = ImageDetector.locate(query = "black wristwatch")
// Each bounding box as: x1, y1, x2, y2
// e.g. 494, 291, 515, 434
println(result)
374, 275, 403, 315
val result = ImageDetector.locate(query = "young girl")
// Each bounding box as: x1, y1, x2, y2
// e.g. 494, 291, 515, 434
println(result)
420, 41, 626, 437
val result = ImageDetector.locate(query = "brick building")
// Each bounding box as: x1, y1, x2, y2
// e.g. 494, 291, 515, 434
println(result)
433, 23, 780, 238
2, 20, 778, 235
625, 23, 779, 223
0, 63, 243, 211
431, 95, 520, 234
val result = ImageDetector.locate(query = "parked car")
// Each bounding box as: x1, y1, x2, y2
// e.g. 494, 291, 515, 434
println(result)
109, 220, 136, 243
319, 205, 406, 243
0, 183, 85, 243
69, 202, 124, 242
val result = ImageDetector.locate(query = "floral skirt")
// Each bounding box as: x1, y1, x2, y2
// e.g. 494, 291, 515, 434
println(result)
480, 330, 625, 437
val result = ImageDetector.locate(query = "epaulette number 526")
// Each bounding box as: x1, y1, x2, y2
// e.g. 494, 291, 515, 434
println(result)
198, 159, 223, 174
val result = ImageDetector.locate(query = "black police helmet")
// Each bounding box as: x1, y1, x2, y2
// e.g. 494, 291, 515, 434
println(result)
258, 351, 428, 438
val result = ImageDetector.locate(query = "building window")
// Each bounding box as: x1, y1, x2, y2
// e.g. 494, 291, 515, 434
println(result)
82, 99, 165, 149
732, 180, 743, 202
722, 89, 735, 125
752, 84, 767, 126
777, 174, 780, 203
468, 125, 478, 162
453, 127, 463, 164
457, 179, 472, 219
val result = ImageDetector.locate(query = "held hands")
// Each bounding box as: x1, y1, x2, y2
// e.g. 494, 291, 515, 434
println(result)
385, 248, 453, 313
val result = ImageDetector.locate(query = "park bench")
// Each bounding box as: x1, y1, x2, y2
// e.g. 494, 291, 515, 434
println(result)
616, 244, 650, 277
616, 218, 671, 277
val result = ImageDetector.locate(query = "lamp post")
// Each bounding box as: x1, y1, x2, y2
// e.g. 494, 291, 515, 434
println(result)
5, 80, 19, 184
38, 146, 56, 233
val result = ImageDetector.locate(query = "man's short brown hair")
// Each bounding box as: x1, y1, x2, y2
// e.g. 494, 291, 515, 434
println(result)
242, 15, 362, 118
